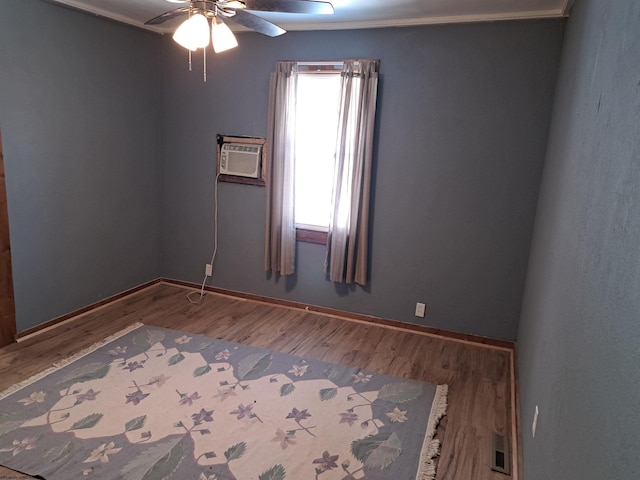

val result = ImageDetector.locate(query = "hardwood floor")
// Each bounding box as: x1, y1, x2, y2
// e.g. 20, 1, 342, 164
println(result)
0, 282, 517, 480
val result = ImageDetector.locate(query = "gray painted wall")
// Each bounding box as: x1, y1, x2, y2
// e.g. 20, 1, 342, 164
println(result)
0, 1, 162, 331
0, 1, 566, 342
160, 21, 564, 340
517, 1, 640, 478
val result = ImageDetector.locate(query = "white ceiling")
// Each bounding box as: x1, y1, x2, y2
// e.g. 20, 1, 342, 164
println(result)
48, 0, 573, 34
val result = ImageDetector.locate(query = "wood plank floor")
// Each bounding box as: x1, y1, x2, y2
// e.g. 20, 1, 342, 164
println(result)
0, 282, 515, 480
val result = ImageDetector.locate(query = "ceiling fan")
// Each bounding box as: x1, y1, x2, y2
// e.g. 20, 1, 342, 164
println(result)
148, 0, 333, 80
146, 0, 335, 39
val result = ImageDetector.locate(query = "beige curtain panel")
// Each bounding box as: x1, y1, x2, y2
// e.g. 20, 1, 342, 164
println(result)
325, 59, 380, 285
264, 61, 298, 276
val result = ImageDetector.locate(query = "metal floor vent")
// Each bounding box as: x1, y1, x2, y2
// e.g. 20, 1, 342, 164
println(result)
491, 431, 511, 475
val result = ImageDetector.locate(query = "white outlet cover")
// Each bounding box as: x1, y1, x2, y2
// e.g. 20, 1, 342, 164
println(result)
532, 405, 539, 438
415, 302, 426, 317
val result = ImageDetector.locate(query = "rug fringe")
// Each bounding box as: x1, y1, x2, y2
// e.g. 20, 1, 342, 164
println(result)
416, 383, 449, 480
0, 322, 144, 401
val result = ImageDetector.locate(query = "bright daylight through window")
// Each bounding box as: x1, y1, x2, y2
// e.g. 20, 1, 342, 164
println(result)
294, 71, 341, 231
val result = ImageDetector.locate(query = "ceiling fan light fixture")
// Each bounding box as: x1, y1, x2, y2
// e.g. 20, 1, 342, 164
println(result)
173, 13, 210, 51
221, 1, 245, 9
211, 18, 238, 53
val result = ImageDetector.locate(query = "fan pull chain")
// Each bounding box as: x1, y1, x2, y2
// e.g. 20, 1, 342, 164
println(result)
203, 44, 207, 82
187, 9, 193, 72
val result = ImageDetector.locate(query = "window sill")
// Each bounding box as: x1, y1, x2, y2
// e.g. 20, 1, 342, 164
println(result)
296, 227, 328, 245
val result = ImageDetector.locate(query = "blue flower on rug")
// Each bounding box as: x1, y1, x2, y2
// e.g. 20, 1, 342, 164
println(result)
75, 389, 100, 404
191, 408, 214, 425
178, 391, 201, 406
123, 360, 144, 372
230, 403, 254, 420
313, 450, 340, 472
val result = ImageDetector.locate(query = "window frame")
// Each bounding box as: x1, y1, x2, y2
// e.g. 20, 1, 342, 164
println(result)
296, 223, 329, 245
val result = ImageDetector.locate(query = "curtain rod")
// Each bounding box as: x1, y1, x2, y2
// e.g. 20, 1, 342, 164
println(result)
280, 59, 378, 65
276, 59, 380, 74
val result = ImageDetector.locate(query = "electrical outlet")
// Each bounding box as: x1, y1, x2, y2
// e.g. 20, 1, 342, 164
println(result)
415, 302, 426, 318
205, 263, 213, 276
532, 405, 539, 438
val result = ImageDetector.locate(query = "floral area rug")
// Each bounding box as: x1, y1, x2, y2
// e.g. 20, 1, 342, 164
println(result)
0, 323, 448, 480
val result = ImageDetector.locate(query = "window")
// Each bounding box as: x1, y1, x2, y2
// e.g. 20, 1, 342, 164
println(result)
265, 60, 379, 284
294, 68, 342, 243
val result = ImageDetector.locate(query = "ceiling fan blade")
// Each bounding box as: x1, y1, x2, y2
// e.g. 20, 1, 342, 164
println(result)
145, 7, 191, 25
223, 9, 286, 37
242, 0, 334, 15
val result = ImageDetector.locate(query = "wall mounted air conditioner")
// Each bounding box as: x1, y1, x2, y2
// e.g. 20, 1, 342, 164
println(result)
219, 142, 262, 178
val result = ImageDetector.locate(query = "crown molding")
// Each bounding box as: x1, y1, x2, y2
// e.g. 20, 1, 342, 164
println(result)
560, 0, 576, 16
277, 9, 568, 32
45, 0, 164, 33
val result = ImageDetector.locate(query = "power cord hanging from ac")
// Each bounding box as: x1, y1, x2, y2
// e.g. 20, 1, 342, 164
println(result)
187, 173, 221, 304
